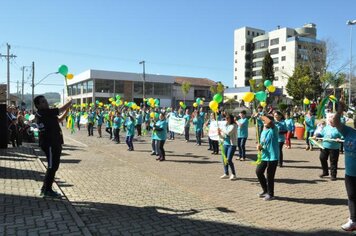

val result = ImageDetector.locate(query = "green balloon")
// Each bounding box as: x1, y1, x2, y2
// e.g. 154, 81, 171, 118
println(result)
25, 114, 30, 120
58, 65, 68, 76
154, 98, 160, 106
264, 80, 272, 87
154, 112, 159, 119
196, 98, 201, 104
213, 93, 223, 104
116, 95, 121, 100
255, 91, 267, 102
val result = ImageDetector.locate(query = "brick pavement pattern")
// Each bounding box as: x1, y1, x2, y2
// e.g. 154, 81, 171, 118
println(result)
1, 125, 353, 235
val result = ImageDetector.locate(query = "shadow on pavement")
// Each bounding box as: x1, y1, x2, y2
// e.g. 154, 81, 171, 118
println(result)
0, 166, 44, 181
275, 196, 348, 206
164, 159, 221, 164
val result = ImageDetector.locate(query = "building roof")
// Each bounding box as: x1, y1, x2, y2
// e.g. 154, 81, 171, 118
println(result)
174, 77, 216, 87
68, 69, 216, 87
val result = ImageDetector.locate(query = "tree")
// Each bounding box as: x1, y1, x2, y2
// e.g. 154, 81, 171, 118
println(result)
321, 72, 346, 95
286, 64, 323, 103
225, 98, 235, 110
210, 82, 225, 95
181, 82, 191, 103
261, 52, 275, 87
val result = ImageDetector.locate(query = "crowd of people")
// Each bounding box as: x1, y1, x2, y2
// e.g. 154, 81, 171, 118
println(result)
3, 95, 356, 232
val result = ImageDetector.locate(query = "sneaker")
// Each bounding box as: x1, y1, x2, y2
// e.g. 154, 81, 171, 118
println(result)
150, 152, 157, 156
257, 192, 267, 198
341, 219, 356, 231
220, 174, 229, 179
229, 175, 237, 180
263, 194, 274, 201
305, 146, 310, 150
330, 176, 337, 181
41, 189, 62, 198
319, 173, 329, 178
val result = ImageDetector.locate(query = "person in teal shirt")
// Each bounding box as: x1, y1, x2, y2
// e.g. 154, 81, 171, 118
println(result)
113, 111, 122, 144
96, 110, 104, 138
153, 112, 168, 161
284, 112, 295, 149
87, 109, 95, 136
237, 110, 248, 161
274, 111, 287, 167
183, 109, 191, 142
304, 110, 315, 150
334, 101, 356, 231
316, 114, 342, 181
193, 110, 203, 145
125, 115, 135, 151
256, 115, 279, 201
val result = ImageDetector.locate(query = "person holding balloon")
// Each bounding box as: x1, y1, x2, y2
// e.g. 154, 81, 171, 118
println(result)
218, 114, 238, 180
193, 110, 203, 146
96, 109, 104, 138
150, 111, 159, 156
113, 111, 122, 144
256, 115, 279, 201
87, 108, 95, 136
183, 109, 191, 142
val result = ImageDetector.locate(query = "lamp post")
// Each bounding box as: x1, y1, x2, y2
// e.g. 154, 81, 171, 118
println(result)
347, 20, 356, 106
31, 71, 59, 110
139, 60, 146, 103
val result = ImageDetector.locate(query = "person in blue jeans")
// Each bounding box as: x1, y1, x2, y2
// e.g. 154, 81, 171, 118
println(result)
193, 110, 203, 146
237, 110, 248, 161
153, 112, 168, 161
304, 110, 315, 150
274, 111, 287, 167
334, 101, 356, 231
218, 114, 238, 180
256, 115, 279, 201
125, 115, 135, 151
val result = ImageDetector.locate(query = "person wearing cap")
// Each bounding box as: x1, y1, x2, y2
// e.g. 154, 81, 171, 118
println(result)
256, 115, 279, 201
274, 111, 287, 167
237, 110, 248, 161
34, 95, 72, 198
153, 112, 168, 161
333, 101, 356, 231
218, 114, 238, 180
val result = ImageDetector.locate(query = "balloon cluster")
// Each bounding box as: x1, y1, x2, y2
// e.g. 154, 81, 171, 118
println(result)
145, 98, 160, 108
242, 80, 276, 107
209, 93, 223, 113
179, 101, 186, 109
108, 95, 123, 107
193, 97, 204, 108
58, 65, 74, 80
126, 101, 140, 110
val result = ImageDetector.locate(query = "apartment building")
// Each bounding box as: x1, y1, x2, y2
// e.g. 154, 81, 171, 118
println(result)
233, 23, 325, 95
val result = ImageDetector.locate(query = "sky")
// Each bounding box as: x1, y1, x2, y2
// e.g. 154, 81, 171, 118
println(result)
0, 0, 355, 96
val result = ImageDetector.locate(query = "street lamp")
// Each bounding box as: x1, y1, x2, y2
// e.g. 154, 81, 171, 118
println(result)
347, 19, 356, 106
139, 60, 146, 102
31, 71, 59, 110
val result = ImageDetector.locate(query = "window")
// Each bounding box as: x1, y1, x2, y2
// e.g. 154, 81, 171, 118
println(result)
145, 82, 153, 96
82, 82, 87, 94
95, 79, 114, 93
234, 95, 238, 99
235, 51, 237, 55
252, 31, 255, 36
235, 68, 237, 71
275, 76, 279, 81
68, 86, 72, 96
235, 59, 237, 63
270, 48, 279, 55
134, 82, 143, 95
87, 80, 93, 93
253, 51, 267, 59
234, 76, 237, 80
252, 61, 263, 68
72, 84, 77, 95
115, 80, 124, 94
254, 40, 269, 49
298, 44, 302, 49
281, 56, 286, 61
270, 38, 279, 45
272, 57, 279, 64
275, 67, 279, 71
282, 46, 286, 51
247, 31, 250, 35
257, 33, 259, 36
241, 45, 244, 50
154, 83, 171, 96
77, 84, 81, 95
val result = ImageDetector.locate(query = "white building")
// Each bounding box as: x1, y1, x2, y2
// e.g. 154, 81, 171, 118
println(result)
66, 69, 216, 108
234, 23, 325, 95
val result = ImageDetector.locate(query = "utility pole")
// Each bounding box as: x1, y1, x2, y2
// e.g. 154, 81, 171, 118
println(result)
139, 60, 146, 102
16, 80, 19, 102
0, 43, 17, 106
31, 61, 35, 111
21, 66, 25, 102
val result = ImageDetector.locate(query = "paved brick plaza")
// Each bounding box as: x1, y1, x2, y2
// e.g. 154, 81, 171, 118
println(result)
0, 127, 353, 235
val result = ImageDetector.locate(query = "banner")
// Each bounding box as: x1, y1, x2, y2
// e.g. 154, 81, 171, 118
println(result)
168, 116, 185, 134
80, 117, 88, 125
208, 121, 226, 141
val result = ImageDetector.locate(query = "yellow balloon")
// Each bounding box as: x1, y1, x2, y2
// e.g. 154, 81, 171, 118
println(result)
242, 92, 254, 102
200, 100, 204, 105
66, 73, 74, 80
132, 104, 137, 109
267, 85, 276, 93
124, 101, 128, 105
209, 100, 218, 112
99, 102, 103, 107
193, 102, 198, 108
111, 101, 116, 106
303, 98, 310, 105
179, 101, 184, 106
109, 98, 113, 102
260, 101, 267, 107
149, 98, 155, 104
150, 112, 155, 118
